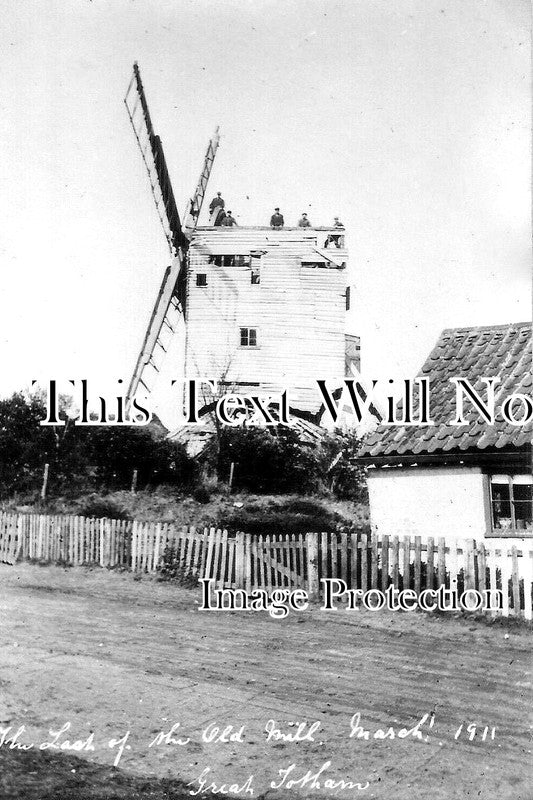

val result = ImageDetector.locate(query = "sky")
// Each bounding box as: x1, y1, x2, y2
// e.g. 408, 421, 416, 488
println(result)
0, 0, 530, 427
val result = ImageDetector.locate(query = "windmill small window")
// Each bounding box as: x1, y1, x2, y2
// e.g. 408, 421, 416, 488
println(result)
301, 260, 326, 269
240, 327, 258, 347
250, 251, 263, 284
345, 286, 351, 310
196, 273, 207, 287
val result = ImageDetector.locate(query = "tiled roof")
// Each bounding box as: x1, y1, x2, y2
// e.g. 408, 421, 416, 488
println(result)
361, 322, 532, 461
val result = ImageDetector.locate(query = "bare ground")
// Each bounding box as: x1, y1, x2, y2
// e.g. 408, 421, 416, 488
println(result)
0, 563, 531, 800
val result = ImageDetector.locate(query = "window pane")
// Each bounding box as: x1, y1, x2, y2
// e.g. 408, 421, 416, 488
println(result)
240, 328, 248, 346
491, 482, 511, 529
249, 329, 257, 346
513, 484, 533, 529
513, 475, 533, 485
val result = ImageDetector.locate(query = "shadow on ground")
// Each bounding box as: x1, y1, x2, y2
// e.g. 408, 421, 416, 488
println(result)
0, 747, 201, 800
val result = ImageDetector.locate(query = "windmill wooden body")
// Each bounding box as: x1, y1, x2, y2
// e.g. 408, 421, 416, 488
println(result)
124, 64, 358, 423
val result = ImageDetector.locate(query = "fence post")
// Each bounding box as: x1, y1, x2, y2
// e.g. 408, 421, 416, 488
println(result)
235, 531, 245, 589
244, 534, 252, 593
131, 520, 138, 572
464, 539, 476, 591
15, 516, 24, 562
99, 519, 105, 567
511, 545, 520, 616
40, 463, 49, 500
307, 532, 319, 600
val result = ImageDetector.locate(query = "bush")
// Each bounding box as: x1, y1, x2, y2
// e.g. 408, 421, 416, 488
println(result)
192, 485, 211, 504
320, 431, 368, 502
85, 426, 195, 490
0, 390, 197, 499
157, 545, 199, 586
218, 496, 343, 535
215, 426, 321, 494
77, 495, 131, 520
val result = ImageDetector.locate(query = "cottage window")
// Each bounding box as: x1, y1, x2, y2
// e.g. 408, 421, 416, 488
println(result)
240, 327, 258, 347
490, 475, 533, 533
196, 273, 207, 287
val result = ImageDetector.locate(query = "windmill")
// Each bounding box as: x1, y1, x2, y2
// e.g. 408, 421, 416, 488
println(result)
123, 63, 359, 441
123, 62, 220, 410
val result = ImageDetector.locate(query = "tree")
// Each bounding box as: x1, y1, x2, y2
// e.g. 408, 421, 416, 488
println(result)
85, 424, 193, 489
0, 392, 57, 495
0, 391, 194, 498
320, 430, 368, 501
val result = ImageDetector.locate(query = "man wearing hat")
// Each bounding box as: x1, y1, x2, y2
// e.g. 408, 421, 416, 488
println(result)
298, 213, 311, 228
209, 192, 225, 214
270, 208, 284, 228
221, 210, 237, 227
326, 216, 344, 247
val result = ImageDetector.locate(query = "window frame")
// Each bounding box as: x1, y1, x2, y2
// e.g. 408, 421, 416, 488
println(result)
301, 260, 328, 269
239, 327, 259, 348
488, 474, 533, 536
210, 254, 252, 268
195, 273, 208, 287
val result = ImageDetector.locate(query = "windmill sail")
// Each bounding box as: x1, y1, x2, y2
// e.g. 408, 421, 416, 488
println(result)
124, 62, 186, 254
183, 127, 220, 233
125, 259, 183, 407
124, 63, 220, 410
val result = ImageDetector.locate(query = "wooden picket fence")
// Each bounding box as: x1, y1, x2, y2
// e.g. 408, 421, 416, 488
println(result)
0, 512, 532, 619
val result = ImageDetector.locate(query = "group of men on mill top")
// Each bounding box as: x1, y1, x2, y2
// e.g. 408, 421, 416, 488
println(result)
209, 193, 343, 235
270, 208, 344, 232
209, 192, 237, 226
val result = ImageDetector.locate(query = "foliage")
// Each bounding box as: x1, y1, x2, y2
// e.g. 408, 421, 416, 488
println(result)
210, 424, 367, 501
77, 495, 132, 520
218, 496, 345, 535
192, 484, 212, 504
157, 545, 199, 586
0, 392, 65, 496
320, 430, 368, 502
215, 425, 322, 494
0, 390, 368, 514
84, 425, 194, 490
0, 391, 195, 498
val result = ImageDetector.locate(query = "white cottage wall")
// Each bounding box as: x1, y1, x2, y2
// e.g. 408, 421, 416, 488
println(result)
367, 466, 491, 540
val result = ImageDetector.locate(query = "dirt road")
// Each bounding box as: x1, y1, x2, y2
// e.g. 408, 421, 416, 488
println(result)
0, 564, 531, 799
